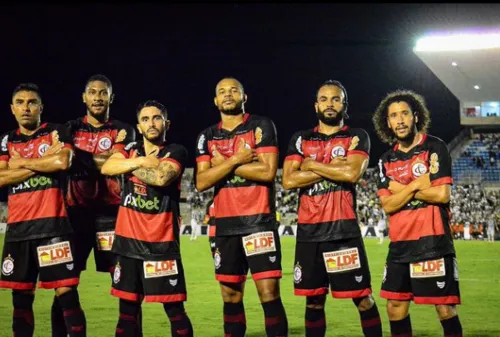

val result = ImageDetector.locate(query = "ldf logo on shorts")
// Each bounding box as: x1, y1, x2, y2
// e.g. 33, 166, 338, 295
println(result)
37, 241, 73, 267
96, 231, 115, 251
323, 248, 361, 273
242, 232, 276, 257
410, 258, 446, 278
143, 260, 178, 279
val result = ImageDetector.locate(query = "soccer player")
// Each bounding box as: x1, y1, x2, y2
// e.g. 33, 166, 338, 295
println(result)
376, 216, 386, 245
282, 80, 382, 337
53, 74, 137, 337
372, 89, 462, 337
101, 100, 193, 337
195, 77, 288, 337
487, 215, 496, 243
0, 83, 87, 336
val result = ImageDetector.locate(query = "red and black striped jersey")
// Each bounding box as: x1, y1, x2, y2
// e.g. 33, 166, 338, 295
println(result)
285, 126, 370, 242
195, 114, 279, 236
112, 141, 187, 260
65, 116, 135, 217
0, 123, 74, 242
376, 134, 455, 263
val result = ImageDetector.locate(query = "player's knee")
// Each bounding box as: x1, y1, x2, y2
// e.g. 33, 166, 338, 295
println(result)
386, 300, 409, 321
306, 295, 326, 309
55, 286, 74, 297
353, 295, 374, 311
255, 279, 280, 302
435, 304, 457, 320
220, 282, 244, 303
163, 302, 185, 319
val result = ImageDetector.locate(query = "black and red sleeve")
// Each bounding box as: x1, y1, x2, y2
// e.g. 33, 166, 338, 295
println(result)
347, 128, 370, 158
284, 131, 305, 163
162, 144, 188, 171
428, 139, 453, 187
0, 134, 10, 163
195, 130, 210, 164
113, 122, 136, 155
376, 155, 392, 198
255, 118, 279, 155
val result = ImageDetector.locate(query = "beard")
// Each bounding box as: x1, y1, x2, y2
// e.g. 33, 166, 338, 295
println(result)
86, 102, 109, 122
142, 128, 165, 143
220, 100, 244, 116
394, 123, 417, 143
317, 108, 345, 126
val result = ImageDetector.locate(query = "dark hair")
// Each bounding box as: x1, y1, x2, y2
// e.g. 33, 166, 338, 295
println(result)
85, 74, 112, 92
12, 83, 42, 101
136, 100, 168, 119
316, 79, 348, 114
372, 89, 431, 144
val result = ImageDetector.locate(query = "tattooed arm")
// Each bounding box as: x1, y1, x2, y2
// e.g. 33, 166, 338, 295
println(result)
132, 160, 181, 187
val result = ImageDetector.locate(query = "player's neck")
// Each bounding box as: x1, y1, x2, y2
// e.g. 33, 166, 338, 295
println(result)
220, 112, 244, 131
318, 120, 343, 135
143, 137, 164, 156
86, 111, 109, 128
397, 132, 422, 153
18, 122, 41, 136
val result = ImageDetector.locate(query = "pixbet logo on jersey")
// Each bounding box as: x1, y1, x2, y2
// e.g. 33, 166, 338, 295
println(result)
96, 231, 115, 251
143, 260, 178, 279
124, 193, 160, 211
410, 258, 446, 278
37, 241, 73, 267
323, 248, 361, 273
242, 232, 276, 256
12, 176, 52, 193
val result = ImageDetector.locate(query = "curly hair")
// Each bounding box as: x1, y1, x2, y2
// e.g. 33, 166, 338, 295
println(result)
372, 89, 431, 144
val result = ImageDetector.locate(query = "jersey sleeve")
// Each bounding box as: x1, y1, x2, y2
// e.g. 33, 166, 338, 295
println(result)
0, 134, 10, 163
376, 156, 391, 197
52, 124, 74, 151
428, 138, 453, 186
119, 142, 137, 159
254, 118, 279, 154
347, 128, 370, 158
195, 130, 210, 163
284, 131, 305, 163
113, 123, 136, 154
163, 144, 188, 171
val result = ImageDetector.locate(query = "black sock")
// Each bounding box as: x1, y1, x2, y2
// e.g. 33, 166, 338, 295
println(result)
390, 315, 412, 337
57, 290, 86, 337
164, 302, 193, 337
358, 303, 382, 337
51, 295, 68, 337
12, 291, 35, 337
262, 298, 288, 337
116, 299, 140, 337
305, 307, 326, 337
441, 315, 462, 337
136, 306, 143, 337
223, 302, 246, 337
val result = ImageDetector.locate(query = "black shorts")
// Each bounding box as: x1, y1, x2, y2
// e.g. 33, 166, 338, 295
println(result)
214, 230, 282, 283
293, 237, 372, 299
69, 208, 117, 273
111, 254, 187, 303
380, 255, 461, 305
0, 236, 79, 290
209, 236, 216, 256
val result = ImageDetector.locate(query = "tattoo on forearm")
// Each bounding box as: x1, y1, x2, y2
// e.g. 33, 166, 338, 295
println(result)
133, 168, 158, 185
132, 162, 178, 186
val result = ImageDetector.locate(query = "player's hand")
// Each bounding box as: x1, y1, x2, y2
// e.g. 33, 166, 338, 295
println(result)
140, 155, 160, 169
43, 142, 65, 156
411, 173, 431, 191
388, 180, 406, 194
211, 146, 226, 167
233, 138, 253, 165
8, 148, 25, 169
300, 157, 316, 171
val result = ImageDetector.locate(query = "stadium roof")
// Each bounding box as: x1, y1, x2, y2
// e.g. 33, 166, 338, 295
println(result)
413, 30, 500, 103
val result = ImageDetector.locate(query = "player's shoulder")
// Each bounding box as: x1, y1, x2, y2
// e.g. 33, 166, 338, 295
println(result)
378, 147, 394, 163
425, 134, 448, 148
198, 124, 218, 139
248, 114, 275, 126
166, 142, 188, 154
293, 128, 317, 139
109, 118, 134, 130
345, 126, 369, 139
42, 122, 65, 133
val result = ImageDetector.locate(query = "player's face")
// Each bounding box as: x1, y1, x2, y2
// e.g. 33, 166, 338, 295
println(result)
137, 106, 169, 142
315, 85, 346, 126
387, 101, 418, 142
11, 90, 43, 130
83, 80, 113, 118
214, 79, 247, 116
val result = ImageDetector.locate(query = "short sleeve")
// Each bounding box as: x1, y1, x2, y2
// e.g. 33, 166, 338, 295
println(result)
52, 124, 74, 151
113, 123, 136, 153
195, 130, 210, 163
428, 138, 453, 186
119, 142, 137, 158
347, 128, 370, 158
163, 144, 188, 171
376, 156, 391, 197
284, 131, 304, 163
254, 118, 279, 154
0, 134, 10, 162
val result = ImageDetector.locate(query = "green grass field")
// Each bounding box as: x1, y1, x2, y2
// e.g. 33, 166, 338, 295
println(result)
1, 235, 500, 337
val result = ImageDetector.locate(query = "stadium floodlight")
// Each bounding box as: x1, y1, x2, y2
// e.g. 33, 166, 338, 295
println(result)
414, 32, 500, 52
451, 62, 458, 66
474, 85, 480, 90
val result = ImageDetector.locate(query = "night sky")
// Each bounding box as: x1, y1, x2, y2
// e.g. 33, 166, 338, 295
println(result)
2, 3, 499, 168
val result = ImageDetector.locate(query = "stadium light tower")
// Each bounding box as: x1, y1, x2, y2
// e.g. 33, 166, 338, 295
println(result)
414, 32, 500, 52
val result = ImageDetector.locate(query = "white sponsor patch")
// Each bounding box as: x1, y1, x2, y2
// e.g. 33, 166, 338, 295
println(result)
323, 247, 361, 273
2, 255, 14, 276
410, 258, 446, 278
1, 135, 8, 152
355, 275, 363, 283
143, 260, 178, 279
197, 134, 206, 154
124, 142, 137, 151
242, 231, 276, 257
295, 136, 303, 155
436, 281, 446, 289
96, 231, 115, 251
169, 279, 178, 287
98, 136, 113, 151
37, 241, 73, 267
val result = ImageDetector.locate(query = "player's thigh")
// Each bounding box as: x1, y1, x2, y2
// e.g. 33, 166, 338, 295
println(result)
111, 255, 144, 302
322, 237, 373, 299
245, 230, 282, 281
142, 257, 187, 303
36, 236, 80, 289
293, 241, 329, 297
411, 255, 461, 306
0, 240, 38, 290
380, 259, 413, 301
68, 209, 96, 273
213, 235, 248, 283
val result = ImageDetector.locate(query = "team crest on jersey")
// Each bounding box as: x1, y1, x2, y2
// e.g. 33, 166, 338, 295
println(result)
293, 262, 302, 283
1, 135, 8, 152
255, 127, 263, 144
2, 255, 14, 276
214, 249, 221, 269
429, 153, 439, 174
331, 146, 346, 158
37, 142, 50, 156
411, 159, 427, 177
113, 263, 121, 284
348, 136, 359, 151
98, 136, 113, 151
